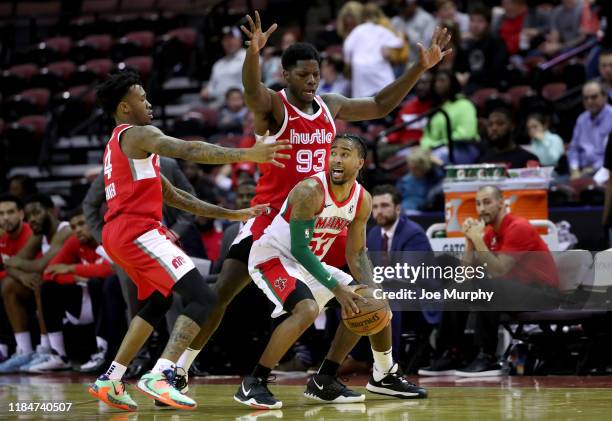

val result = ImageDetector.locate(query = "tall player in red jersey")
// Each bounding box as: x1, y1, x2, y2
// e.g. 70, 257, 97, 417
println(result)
172, 11, 452, 394
88, 70, 291, 412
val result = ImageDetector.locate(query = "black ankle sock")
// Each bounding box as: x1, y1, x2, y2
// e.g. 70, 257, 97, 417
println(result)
317, 359, 340, 376
252, 364, 271, 379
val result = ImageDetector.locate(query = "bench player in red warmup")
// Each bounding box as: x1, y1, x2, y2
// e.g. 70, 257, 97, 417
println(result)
170, 11, 452, 399
88, 69, 291, 411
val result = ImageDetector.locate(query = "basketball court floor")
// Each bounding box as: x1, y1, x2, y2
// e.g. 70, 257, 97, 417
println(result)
1, 373, 611, 420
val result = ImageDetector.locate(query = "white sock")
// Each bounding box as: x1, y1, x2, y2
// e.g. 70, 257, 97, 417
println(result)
106, 361, 127, 380
48, 332, 66, 357
15, 332, 32, 354
0, 343, 8, 358
177, 347, 201, 371
96, 336, 108, 353
372, 347, 394, 381
40, 334, 50, 349
152, 358, 175, 374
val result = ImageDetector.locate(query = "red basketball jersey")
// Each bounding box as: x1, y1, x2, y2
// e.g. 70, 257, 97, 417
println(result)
103, 124, 163, 223
252, 89, 336, 211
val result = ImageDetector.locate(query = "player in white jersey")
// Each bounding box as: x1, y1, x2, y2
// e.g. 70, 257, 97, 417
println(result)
234, 135, 427, 409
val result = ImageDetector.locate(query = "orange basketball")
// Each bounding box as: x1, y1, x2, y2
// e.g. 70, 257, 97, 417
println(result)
342, 286, 391, 336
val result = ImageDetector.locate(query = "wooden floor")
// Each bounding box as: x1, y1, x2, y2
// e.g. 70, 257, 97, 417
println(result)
2, 373, 612, 420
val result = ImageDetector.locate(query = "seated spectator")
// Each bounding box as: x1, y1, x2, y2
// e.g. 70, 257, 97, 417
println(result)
363, 2, 410, 66
544, 0, 597, 57
420, 185, 559, 377
386, 71, 433, 144
317, 55, 350, 96
492, 0, 549, 56
435, 0, 470, 39
420, 70, 479, 163
523, 113, 565, 167
32, 208, 123, 373
597, 49, 612, 99
0, 194, 72, 373
478, 108, 540, 168
392, 0, 437, 64
0, 194, 33, 360
454, 3, 508, 94
568, 81, 612, 179
262, 30, 298, 87
396, 148, 443, 211
343, 3, 404, 97
8, 175, 38, 201
218, 88, 248, 134
200, 26, 247, 109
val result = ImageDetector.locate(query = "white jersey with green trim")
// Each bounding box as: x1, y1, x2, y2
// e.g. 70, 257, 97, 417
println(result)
256, 171, 364, 261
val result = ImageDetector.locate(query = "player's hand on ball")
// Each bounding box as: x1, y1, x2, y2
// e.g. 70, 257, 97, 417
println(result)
417, 26, 453, 70
247, 130, 292, 168
241, 11, 277, 54
333, 284, 368, 319
231, 204, 271, 221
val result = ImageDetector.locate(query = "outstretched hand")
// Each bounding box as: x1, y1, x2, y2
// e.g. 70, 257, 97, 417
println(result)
240, 11, 277, 54
417, 27, 453, 70
230, 204, 271, 221
247, 130, 292, 168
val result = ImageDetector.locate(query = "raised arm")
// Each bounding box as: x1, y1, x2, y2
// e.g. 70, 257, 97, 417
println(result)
323, 27, 452, 121
345, 190, 375, 287
122, 125, 291, 167
160, 174, 268, 221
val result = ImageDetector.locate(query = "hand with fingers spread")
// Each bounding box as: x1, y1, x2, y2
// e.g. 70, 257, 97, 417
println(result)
240, 11, 278, 54
245, 130, 292, 168
228, 203, 271, 221
417, 26, 453, 70
333, 283, 368, 319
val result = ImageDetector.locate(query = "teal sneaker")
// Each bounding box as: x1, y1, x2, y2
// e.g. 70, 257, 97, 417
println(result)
136, 369, 196, 410
88, 374, 138, 412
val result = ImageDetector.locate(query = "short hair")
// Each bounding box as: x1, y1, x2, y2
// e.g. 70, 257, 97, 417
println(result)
0, 193, 23, 209
599, 48, 612, 58
583, 80, 607, 97
334, 133, 367, 159
225, 87, 243, 99
96, 69, 142, 115
281, 42, 321, 71
488, 107, 514, 123
24, 193, 54, 210
372, 184, 401, 205
66, 205, 84, 220
478, 185, 503, 200
468, 3, 491, 23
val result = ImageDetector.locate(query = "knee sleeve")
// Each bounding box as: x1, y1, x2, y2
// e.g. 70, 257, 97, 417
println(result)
173, 268, 217, 325
137, 291, 173, 327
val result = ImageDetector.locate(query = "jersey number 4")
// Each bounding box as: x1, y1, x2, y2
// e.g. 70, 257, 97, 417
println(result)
104, 148, 113, 180
296, 149, 326, 173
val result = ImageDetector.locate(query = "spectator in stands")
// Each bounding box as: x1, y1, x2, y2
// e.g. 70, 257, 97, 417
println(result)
420, 185, 559, 377
597, 49, 612, 99
568, 81, 612, 180
343, 3, 405, 97
523, 113, 565, 167
262, 29, 298, 87
455, 3, 508, 94
420, 69, 479, 163
392, 0, 437, 64
0, 194, 72, 373
363, 3, 410, 67
478, 108, 539, 168
28, 208, 122, 372
218, 88, 248, 135
545, 0, 596, 56
396, 148, 444, 211
435, 0, 469, 39
8, 175, 38, 201
386, 71, 433, 145
200, 26, 247, 108
317, 55, 350, 96
602, 133, 612, 246
336, 1, 364, 40
0, 194, 33, 361
492, 0, 549, 56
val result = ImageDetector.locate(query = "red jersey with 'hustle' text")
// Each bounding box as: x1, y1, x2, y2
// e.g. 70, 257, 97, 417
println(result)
103, 124, 163, 224
0, 223, 33, 280
252, 89, 336, 211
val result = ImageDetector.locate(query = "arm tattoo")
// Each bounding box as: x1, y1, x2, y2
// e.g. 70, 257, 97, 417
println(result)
354, 248, 376, 288
157, 138, 247, 165
161, 175, 233, 219
289, 179, 323, 220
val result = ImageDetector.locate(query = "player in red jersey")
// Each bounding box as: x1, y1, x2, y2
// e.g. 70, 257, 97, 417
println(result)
171, 11, 452, 395
88, 70, 291, 412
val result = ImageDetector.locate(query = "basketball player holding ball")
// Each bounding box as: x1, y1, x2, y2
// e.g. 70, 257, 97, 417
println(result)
171, 11, 451, 400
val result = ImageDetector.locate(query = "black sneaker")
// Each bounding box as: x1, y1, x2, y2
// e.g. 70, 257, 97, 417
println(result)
455, 352, 504, 377
155, 367, 188, 407
234, 375, 282, 409
418, 351, 462, 376
304, 374, 365, 403
366, 364, 427, 399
